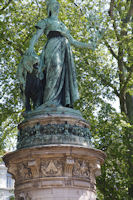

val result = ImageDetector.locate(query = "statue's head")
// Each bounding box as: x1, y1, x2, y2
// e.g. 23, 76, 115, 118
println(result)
46, 0, 60, 17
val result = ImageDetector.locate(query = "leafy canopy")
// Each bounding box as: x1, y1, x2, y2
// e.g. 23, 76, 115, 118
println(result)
0, 0, 133, 199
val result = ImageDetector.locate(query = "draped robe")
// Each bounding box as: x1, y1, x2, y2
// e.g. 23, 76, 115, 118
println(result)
36, 19, 79, 108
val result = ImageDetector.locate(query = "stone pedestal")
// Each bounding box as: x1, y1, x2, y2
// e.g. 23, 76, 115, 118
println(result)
3, 107, 106, 200
3, 145, 105, 200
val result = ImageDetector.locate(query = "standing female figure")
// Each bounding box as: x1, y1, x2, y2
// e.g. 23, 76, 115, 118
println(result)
26, 0, 94, 109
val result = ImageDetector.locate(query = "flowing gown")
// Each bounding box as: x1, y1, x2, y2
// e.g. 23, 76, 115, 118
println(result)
36, 19, 79, 108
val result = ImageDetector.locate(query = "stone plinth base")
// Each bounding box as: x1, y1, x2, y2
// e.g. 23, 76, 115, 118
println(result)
3, 145, 106, 200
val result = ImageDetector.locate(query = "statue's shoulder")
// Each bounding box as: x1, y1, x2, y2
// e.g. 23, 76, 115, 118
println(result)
35, 18, 47, 29
59, 21, 70, 34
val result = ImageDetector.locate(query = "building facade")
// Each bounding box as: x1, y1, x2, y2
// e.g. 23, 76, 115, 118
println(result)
0, 160, 14, 200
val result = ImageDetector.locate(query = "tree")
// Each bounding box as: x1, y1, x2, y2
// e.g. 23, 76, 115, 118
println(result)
99, 0, 133, 198
0, 0, 133, 199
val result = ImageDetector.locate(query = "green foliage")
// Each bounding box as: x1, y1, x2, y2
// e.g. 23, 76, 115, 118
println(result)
0, 0, 133, 199
9, 196, 15, 200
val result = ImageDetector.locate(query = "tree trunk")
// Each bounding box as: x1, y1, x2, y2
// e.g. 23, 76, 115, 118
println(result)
126, 93, 133, 123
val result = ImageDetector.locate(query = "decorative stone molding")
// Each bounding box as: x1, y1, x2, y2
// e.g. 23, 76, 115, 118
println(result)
40, 159, 63, 177
16, 192, 32, 200
73, 160, 90, 178
7, 158, 95, 181
3, 111, 106, 200
7, 158, 103, 183
28, 159, 39, 178
17, 162, 32, 180
3, 145, 106, 200
64, 157, 74, 177
17, 114, 91, 149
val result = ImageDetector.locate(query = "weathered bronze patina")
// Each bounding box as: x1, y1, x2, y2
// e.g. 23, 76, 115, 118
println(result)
17, 0, 95, 112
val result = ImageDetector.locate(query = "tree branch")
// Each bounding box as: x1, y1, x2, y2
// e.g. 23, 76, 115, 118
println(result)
104, 40, 118, 60
121, 65, 133, 93
108, 0, 120, 41
0, 0, 12, 12
74, 2, 83, 14
84, 60, 119, 97
5, 39, 24, 56
108, 0, 115, 18
123, 0, 133, 23
99, 75, 119, 97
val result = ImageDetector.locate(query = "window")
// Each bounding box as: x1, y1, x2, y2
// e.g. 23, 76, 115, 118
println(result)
6, 173, 13, 189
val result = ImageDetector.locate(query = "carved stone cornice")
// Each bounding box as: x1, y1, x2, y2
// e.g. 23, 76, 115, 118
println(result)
3, 145, 106, 200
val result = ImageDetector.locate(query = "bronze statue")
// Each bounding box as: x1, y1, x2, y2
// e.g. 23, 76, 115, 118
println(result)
17, 0, 95, 111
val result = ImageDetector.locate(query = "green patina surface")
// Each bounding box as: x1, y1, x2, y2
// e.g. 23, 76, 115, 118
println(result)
23, 105, 83, 120
17, 123, 92, 149
17, 0, 94, 148
17, 0, 97, 111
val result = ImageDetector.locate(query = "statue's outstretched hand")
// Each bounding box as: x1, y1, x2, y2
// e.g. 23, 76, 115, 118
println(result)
90, 28, 105, 50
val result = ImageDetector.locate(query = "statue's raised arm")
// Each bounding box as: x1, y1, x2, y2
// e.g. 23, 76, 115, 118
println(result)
57, 22, 95, 50
63, 31, 96, 50
18, 0, 96, 112
26, 22, 46, 55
